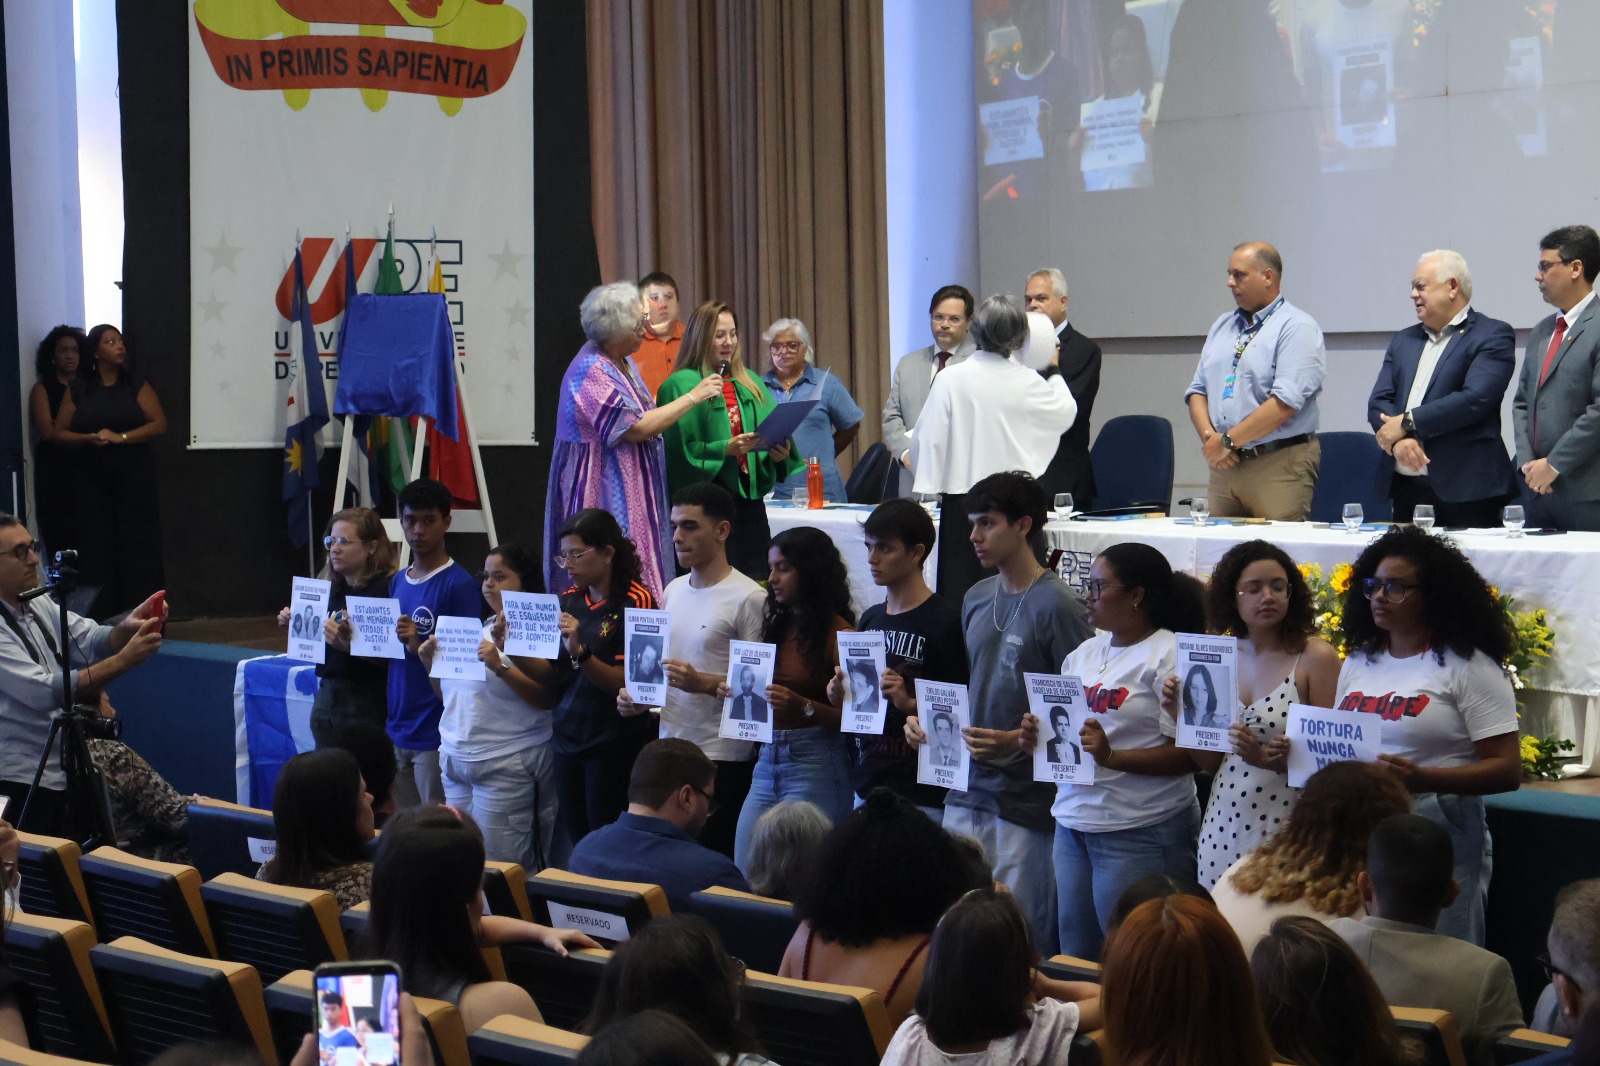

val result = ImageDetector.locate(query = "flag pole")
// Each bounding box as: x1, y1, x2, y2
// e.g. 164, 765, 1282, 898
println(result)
306, 495, 315, 576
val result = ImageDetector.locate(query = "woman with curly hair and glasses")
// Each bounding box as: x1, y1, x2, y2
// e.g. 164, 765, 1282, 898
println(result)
723, 526, 857, 865
1332, 524, 1521, 945
1161, 539, 1342, 888
1210, 760, 1412, 954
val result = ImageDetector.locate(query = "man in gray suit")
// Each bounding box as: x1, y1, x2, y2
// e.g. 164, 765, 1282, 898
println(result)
1514, 225, 1600, 531
1328, 814, 1523, 1066
882, 285, 976, 497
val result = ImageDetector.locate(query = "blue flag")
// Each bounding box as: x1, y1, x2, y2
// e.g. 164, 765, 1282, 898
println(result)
334, 292, 460, 441
283, 248, 329, 546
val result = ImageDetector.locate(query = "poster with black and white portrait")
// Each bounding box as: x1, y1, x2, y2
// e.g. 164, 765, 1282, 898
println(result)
624, 608, 671, 708
915, 679, 970, 792
720, 640, 776, 744
837, 631, 889, 735
1174, 633, 1237, 753
1027, 672, 1093, 785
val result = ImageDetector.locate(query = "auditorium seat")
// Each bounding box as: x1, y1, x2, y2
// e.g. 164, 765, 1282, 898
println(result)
500, 945, 613, 1032
185, 799, 276, 881
484, 861, 535, 922
0, 1037, 105, 1066
2, 912, 118, 1063
78, 848, 216, 958
200, 872, 348, 984
468, 1015, 589, 1065
526, 869, 670, 945
261, 970, 317, 1065
1308, 431, 1392, 524
340, 899, 370, 950
740, 970, 893, 1066
1494, 1028, 1570, 1064
844, 442, 893, 504
1392, 1006, 1469, 1066
414, 996, 474, 1066
14, 833, 95, 932
686, 886, 798, 974
1088, 415, 1174, 514
88, 936, 274, 1065
1041, 953, 1102, 983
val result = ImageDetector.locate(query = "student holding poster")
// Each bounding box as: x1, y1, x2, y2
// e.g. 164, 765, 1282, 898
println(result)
1332, 526, 1521, 946
1022, 543, 1207, 959
727, 527, 856, 870
417, 545, 555, 872
1161, 541, 1341, 890
276, 508, 396, 751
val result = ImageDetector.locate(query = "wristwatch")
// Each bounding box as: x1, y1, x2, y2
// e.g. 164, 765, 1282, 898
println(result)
1401, 412, 1417, 437
1219, 432, 1238, 452
495, 660, 512, 677
570, 644, 592, 667
803, 703, 817, 718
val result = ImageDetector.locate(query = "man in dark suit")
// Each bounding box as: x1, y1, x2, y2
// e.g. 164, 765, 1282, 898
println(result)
1368, 250, 1517, 527
1025, 268, 1102, 508
1514, 225, 1600, 531
1045, 705, 1080, 764
728, 664, 769, 723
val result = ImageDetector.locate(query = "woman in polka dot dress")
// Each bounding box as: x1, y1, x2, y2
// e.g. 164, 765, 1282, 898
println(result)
1161, 541, 1341, 889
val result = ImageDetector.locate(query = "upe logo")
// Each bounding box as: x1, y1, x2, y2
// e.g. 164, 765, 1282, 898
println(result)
193, 0, 528, 113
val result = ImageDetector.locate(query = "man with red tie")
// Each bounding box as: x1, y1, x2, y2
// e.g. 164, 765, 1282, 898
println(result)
881, 285, 976, 497
1514, 225, 1600, 531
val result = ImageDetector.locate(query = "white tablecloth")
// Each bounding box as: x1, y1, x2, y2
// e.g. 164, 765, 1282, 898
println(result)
1046, 518, 1600, 770
767, 502, 939, 617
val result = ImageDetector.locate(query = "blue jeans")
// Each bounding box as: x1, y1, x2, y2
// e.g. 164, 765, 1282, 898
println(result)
1414, 792, 1490, 945
734, 728, 854, 869
1053, 801, 1201, 960
442, 744, 557, 872
942, 805, 1059, 957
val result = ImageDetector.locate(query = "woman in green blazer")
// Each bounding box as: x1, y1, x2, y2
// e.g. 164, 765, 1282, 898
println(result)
658, 300, 801, 580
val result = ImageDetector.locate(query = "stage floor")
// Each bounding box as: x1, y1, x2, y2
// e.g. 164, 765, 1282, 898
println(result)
166, 614, 283, 652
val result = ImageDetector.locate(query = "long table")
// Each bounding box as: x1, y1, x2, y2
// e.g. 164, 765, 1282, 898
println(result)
1046, 517, 1600, 771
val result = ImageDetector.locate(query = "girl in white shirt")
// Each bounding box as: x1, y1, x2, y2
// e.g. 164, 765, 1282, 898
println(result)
1021, 543, 1207, 959
1332, 525, 1521, 944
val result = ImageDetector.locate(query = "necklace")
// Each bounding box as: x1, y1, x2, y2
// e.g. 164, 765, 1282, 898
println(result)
992, 567, 1046, 632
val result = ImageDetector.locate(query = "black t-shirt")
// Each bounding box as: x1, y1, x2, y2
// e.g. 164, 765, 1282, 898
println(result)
851, 593, 969, 805
318, 574, 392, 694
552, 581, 658, 756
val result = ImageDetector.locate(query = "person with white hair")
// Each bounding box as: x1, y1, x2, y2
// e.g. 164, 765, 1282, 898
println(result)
1367, 249, 1517, 528
760, 317, 863, 503
908, 293, 1077, 605
544, 281, 725, 598
1024, 268, 1102, 509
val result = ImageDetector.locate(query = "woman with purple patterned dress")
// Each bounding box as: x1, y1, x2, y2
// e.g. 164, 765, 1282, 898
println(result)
543, 282, 725, 599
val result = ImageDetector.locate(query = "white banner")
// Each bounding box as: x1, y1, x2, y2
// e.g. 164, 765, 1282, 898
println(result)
187, 0, 536, 448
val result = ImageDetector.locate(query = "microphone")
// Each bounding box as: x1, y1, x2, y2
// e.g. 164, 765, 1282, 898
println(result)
717, 360, 731, 378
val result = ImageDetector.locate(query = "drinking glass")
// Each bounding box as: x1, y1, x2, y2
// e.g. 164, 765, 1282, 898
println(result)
1503, 504, 1526, 538
1342, 503, 1364, 533
1190, 496, 1210, 527
1412, 504, 1435, 533
1053, 493, 1074, 521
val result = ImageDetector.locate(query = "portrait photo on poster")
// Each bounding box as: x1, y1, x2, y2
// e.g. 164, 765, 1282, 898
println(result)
1026, 672, 1094, 785
720, 639, 776, 744
287, 576, 332, 665
624, 607, 671, 708
915, 679, 971, 792
1175, 633, 1238, 753
837, 631, 889, 736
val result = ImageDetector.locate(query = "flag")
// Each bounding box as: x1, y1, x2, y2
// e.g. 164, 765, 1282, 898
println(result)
335, 293, 460, 440
283, 246, 329, 547
366, 220, 414, 497
335, 238, 378, 510
425, 255, 480, 507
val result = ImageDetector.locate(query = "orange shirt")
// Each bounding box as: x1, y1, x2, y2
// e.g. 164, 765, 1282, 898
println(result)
636, 319, 685, 399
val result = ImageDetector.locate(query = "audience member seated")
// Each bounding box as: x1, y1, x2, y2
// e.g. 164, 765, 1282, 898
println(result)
1252, 915, 1418, 1066
1522, 878, 1600, 1065
568, 739, 751, 910
362, 806, 598, 1032
742, 801, 830, 900
1105, 873, 1215, 932
1101, 894, 1276, 1066
88, 689, 194, 863
779, 789, 986, 1027
583, 914, 775, 1065
576, 1010, 720, 1066
881, 887, 1100, 1065
1210, 760, 1411, 953
333, 725, 400, 830
257, 748, 376, 909
1328, 813, 1522, 1066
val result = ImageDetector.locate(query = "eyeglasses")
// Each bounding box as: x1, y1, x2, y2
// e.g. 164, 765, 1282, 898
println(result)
1537, 257, 1574, 275
768, 341, 804, 354
1237, 580, 1290, 598
1083, 580, 1125, 598
1538, 952, 1582, 995
323, 536, 363, 549
691, 784, 720, 815
1362, 578, 1421, 603
727, 956, 747, 983
5, 541, 38, 562
550, 547, 596, 569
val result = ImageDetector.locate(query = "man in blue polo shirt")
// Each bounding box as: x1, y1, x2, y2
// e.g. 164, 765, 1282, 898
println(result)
567, 738, 749, 911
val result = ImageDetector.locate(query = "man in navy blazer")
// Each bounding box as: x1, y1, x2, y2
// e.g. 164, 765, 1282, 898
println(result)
1369, 250, 1517, 528
1513, 225, 1600, 532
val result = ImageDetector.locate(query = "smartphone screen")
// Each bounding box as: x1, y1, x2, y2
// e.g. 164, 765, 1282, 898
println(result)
0, 794, 11, 821
313, 962, 403, 1066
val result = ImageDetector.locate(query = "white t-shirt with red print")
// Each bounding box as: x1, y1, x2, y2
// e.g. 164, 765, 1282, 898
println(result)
1334, 646, 1518, 768
1050, 629, 1198, 832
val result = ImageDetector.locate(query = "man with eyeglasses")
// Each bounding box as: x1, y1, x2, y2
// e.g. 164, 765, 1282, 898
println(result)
568, 738, 750, 912
882, 285, 977, 497
1185, 242, 1326, 520
1514, 225, 1600, 531
0, 514, 164, 834
1524, 878, 1600, 1064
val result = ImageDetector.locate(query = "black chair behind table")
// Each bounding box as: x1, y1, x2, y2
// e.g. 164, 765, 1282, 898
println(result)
686, 886, 799, 975
468, 1016, 589, 1065
1086, 415, 1174, 515
500, 945, 613, 1033
844, 442, 893, 504
199, 872, 348, 985
15, 833, 96, 933
77, 848, 217, 959
2, 912, 118, 1064
1309, 430, 1393, 524
185, 800, 276, 881
739, 971, 893, 1066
